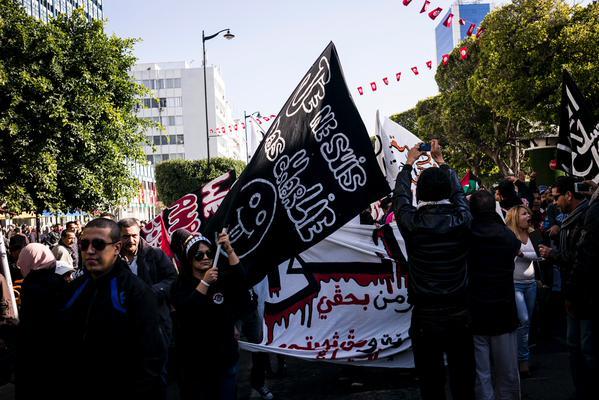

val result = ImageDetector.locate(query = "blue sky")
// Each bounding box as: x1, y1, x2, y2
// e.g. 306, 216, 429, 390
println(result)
104, 0, 590, 135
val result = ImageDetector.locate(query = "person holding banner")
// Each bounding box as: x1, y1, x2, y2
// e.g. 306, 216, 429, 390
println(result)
170, 229, 249, 400
392, 139, 474, 400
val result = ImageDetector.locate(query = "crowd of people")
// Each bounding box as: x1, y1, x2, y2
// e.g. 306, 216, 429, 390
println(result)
0, 139, 597, 400
390, 139, 597, 400
1, 216, 276, 400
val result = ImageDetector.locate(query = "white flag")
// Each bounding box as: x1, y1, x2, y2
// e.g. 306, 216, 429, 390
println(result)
380, 118, 436, 204
246, 117, 265, 161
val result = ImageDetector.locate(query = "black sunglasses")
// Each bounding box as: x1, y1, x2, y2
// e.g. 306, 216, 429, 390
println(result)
193, 250, 213, 261
80, 238, 117, 251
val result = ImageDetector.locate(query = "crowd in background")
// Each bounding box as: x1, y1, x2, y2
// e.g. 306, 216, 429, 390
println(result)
0, 140, 598, 400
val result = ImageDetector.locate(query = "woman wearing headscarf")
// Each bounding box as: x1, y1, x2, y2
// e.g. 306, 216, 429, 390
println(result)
15, 243, 68, 399
170, 229, 248, 400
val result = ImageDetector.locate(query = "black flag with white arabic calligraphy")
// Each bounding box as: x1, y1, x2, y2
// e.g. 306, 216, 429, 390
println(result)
204, 42, 389, 281
558, 70, 599, 181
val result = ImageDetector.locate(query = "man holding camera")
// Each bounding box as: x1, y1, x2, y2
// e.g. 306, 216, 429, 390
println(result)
392, 139, 474, 400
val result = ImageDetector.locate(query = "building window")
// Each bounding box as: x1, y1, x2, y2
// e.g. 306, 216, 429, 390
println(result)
152, 136, 161, 146
166, 97, 182, 107
176, 134, 184, 144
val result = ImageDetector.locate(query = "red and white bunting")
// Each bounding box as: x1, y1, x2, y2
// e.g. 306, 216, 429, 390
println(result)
209, 114, 277, 136
428, 7, 443, 20
358, 86, 364, 95
442, 54, 450, 65
460, 47, 469, 60
396, 72, 402, 81
402, 0, 412, 5
467, 23, 477, 36
426, 60, 433, 69
383, 77, 389, 85
443, 13, 454, 27
371, 82, 378, 92
411, 66, 419, 75
459, 18, 466, 25
420, 0, 430, 13
476, 27, 486, 38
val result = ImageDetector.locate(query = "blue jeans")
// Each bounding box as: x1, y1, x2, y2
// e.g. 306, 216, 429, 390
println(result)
514, 281, 537, 362
220, 362, 239, 400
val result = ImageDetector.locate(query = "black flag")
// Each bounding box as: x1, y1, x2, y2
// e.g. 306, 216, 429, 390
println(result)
205, 42, 389, 280
558, 70, 599, 181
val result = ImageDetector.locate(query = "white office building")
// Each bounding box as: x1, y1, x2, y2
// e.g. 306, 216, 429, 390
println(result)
131, 62, 245, 164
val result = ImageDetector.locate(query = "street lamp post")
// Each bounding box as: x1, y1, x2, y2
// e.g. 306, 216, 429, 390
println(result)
202, 28, 235, 162
244, 111, 261, 162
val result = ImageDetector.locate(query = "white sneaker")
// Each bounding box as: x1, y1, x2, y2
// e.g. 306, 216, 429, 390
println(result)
254, 385, 274, 400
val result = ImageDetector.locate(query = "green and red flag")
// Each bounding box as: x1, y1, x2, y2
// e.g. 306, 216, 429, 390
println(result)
461, 170, 480, 195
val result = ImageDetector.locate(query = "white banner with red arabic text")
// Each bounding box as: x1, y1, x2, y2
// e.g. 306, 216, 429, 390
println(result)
241, 219, 414, 368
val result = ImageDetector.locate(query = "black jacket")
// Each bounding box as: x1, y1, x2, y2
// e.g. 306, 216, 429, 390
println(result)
467, 213, 521, 336
16, 267, 67, 400
60, 259, 166, 400
554, 200, 590, 317
171, 263, 248, 399
130, 240, 177, 342
392, 164, 472, 307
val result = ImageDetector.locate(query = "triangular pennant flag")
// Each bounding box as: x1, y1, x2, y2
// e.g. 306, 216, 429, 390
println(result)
204, 42, 389, 280
420, 0, 430, 13
371, 82, 378, 91
467, 23, 476, 36
383, 77, 389, 85
426, 60, 432, 69
558, 70, 599, 180
402, 0, 412, 5
411, 66, 419, 75
443, 13, 454, 27
396, 72, 402, 81
459, 18, 466, 25
460, 47, 468, 60
476, 27, 486, 38
442, 54, 450, 65
428, 7, 443, 20
357, 86, 364, 95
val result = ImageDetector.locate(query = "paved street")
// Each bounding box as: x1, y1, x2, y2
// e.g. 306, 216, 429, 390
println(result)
0, 331, 574, 400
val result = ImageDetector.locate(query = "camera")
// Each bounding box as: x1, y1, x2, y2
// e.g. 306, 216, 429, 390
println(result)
418, 143, 431, 152
574, 182, 590, 193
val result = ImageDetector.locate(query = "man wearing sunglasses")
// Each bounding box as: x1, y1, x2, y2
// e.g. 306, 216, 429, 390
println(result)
61, 218, 166, 400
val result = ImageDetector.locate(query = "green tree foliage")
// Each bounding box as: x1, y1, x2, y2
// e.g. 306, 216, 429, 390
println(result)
471, 0, 599, 124
390, 107, 418, 134
391, 0, 599, 177
0, 0, 153, 213
155, 158, 246, 206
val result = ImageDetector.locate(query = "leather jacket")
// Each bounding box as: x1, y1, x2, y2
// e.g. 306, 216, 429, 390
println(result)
392, 164, 472, 308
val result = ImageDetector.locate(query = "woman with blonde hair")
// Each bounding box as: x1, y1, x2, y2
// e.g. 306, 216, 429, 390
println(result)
505, 205, 541, 377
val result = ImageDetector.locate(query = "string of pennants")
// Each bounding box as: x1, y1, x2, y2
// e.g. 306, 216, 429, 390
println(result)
404, 0, 486, 37
357, 0, 486, 96
209, 114, 277, 136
